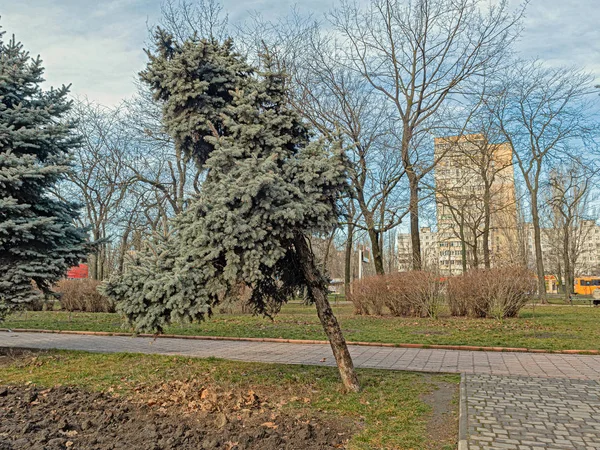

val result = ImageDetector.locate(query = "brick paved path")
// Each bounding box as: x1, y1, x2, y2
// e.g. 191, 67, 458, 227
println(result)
466, 375, 600, 449
1, 331, 600, 379
3, 331, 600, 449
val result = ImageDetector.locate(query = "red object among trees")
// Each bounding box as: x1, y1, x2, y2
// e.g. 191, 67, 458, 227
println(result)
66, 264, 88, 279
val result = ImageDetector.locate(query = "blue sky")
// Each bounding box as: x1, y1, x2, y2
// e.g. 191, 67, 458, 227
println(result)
2, 0, 599, 106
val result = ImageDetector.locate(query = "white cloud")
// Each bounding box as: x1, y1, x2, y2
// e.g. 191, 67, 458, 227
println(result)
2, 0, 598, 106
2, 0, 157, 105
517, 0, 600, 78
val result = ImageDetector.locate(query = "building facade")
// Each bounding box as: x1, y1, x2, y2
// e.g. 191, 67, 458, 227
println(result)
398, 134, 519, 274
524, 220, 600, 277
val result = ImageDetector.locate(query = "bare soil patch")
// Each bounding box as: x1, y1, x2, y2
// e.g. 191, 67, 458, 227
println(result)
420, 376, 458, 449
0, 383, 353, 450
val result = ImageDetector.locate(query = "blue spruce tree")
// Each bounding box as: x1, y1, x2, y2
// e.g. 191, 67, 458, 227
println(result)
103, 32, 360, 391
0, 28, 88, 317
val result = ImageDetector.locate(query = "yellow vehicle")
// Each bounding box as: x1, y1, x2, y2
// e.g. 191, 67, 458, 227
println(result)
574, 277, 600, 296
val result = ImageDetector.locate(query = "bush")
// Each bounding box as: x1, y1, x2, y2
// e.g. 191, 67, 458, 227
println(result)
55, 279, 115, 313
385, 271, 445, 318
350, 271, 444, 318
447, 267, 536, 319
349, 276, 387, 315
446, 276, 470, 317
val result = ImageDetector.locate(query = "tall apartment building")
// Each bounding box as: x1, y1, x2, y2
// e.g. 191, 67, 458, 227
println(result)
398, 134, 519, 274
524, 220, 600, 277
397, 227, 438, 271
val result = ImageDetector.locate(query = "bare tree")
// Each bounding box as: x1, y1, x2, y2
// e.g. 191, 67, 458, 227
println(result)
489, 61, 596, 302
295, 45, 407, 275
546, 162, 595, 299
238, 13, 409, 275
329, 0, 525, 269
121, 80, 203, 232
55, 100, 133, 280
343, 199, 358, 296
158, 0, 228, 43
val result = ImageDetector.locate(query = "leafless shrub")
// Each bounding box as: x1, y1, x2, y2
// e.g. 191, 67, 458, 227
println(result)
349, 276, 387, 315
350, 271, 444, 318
55, 279, 115, 313
446, 276, 470, 317
447, 267, 536, 319
386, 271, 445, 318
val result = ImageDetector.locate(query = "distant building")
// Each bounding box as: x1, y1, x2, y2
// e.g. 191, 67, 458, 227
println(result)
397, 227, 438, 271
398, 134, 519, 274
434, 134, 518, 274
524, 220, 600, 277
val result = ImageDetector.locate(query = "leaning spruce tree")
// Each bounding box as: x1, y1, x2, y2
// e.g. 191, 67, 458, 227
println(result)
0, 29, 88, 318
102, 31, 360, 392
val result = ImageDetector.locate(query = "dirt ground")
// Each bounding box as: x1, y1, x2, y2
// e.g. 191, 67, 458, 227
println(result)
0, 383, 353, 450
0, 350, 352, 450
0, 349, 458, 449
420, 376, 458, 449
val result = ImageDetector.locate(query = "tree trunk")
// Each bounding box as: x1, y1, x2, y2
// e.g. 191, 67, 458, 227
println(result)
483, 183, 491, 268
357, 205, 385, 276
563, 225, 573, 300
295, 232, 360, 393
531, 196, 547, 303
472, 238, 479, 269
556, 259, 563, 295
322, 230, 336, 273
408, 176, 421, 270
118, 228, 132, 274
344, 222, 354, 298
367, 227, 385, 275
459, 222, 467, 274
89, 229, 99, 280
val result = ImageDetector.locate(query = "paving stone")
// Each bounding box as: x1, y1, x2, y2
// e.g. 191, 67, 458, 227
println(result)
2, 331, 600, 379
466, 374, 600, 449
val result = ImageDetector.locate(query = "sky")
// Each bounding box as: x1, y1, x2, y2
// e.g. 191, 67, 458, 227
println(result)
2, 0, 599, 106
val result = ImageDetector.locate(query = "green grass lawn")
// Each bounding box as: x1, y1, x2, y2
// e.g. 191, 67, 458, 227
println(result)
3, 302, 600, 351
0, 350, 458, 449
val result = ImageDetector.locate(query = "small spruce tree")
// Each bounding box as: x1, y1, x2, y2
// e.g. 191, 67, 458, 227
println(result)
0, 29, 88, 318
103, 33, 360, 392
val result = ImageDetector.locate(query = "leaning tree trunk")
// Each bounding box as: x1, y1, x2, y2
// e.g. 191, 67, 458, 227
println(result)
294, 232, 361, 393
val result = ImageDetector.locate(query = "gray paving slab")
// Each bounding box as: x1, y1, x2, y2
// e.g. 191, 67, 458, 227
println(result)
1, 331, 600, 378
465, 374, 600, 450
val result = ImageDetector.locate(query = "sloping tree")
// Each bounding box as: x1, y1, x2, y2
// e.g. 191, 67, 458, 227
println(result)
102, 32, 360, 392
0, 29, 88, 317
